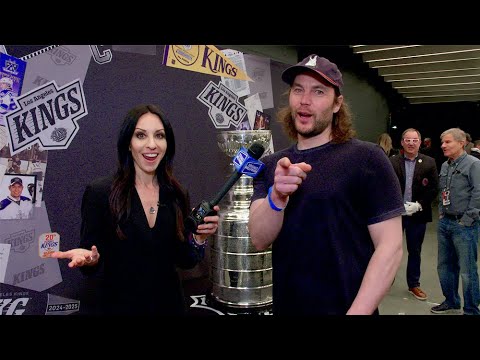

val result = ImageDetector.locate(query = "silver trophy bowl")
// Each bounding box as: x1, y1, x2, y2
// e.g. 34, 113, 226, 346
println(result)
209, 130, 273, 310
216, 130, 272, 157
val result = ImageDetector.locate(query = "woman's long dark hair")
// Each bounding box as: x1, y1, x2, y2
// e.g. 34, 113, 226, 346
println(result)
109, 104, 189, 240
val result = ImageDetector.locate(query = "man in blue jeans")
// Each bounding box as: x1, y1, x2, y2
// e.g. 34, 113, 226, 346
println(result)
432, 128, 480, 315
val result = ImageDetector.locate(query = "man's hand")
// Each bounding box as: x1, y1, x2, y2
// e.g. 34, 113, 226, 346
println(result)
273, 157, 312, 198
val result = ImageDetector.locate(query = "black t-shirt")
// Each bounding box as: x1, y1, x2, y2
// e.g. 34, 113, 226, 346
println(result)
251, 139, 404, 315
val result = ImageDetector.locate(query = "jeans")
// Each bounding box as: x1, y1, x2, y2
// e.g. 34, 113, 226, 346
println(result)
437, 217, 480, 315
402, 217, 427, 288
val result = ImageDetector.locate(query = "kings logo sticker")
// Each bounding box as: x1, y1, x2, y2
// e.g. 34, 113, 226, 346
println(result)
197, 81, 247, 129
5, 79, 88, 155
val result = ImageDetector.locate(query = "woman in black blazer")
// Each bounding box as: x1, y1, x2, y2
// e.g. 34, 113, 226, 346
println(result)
50, 104, 220, 315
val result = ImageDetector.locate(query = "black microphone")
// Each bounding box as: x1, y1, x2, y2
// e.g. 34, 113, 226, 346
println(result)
184, 141, 265, 233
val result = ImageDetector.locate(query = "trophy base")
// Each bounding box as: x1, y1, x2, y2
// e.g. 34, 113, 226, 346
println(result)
205, 291, 273, 315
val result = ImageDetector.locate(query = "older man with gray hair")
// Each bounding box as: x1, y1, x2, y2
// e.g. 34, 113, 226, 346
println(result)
431, 128, 480, 315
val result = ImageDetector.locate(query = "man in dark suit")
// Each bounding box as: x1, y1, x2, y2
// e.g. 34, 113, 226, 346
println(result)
390, 128, 439, 301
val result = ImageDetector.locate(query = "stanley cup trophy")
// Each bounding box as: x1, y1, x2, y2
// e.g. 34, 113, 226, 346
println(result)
207, 129, 273, 314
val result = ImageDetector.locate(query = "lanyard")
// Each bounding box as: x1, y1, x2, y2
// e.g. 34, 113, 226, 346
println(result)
445, 162, 458, 191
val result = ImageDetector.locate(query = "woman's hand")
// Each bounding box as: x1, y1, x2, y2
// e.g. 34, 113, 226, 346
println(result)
49, 245, 100, 268
194, 205, 220, 243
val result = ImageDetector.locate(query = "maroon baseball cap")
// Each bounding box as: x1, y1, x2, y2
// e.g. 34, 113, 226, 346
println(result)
282, 54, 343, 93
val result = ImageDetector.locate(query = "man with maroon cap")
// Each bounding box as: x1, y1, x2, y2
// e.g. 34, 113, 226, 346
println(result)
249, 54, 404, 315
0, 176, 33, 219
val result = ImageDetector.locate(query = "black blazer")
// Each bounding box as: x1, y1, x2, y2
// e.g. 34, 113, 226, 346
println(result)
79, 175, 202, 315
390, 153, 439, 223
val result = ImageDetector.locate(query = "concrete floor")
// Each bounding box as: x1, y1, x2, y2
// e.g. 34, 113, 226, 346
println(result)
378, 203, 478, 315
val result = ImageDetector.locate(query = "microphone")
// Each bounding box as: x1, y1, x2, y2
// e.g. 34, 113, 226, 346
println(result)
184, 141, 265, 233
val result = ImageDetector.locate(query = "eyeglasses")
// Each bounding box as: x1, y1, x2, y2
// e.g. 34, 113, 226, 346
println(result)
403, 138, 420, 144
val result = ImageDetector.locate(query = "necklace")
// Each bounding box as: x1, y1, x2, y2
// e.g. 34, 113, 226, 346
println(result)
149, 201, 160, 215
135, 182, 160, 216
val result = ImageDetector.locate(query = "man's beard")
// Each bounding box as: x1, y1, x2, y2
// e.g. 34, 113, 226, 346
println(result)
295, 116, 331, 138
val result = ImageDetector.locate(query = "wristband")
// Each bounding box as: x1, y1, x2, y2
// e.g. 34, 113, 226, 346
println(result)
267, 186, 287, 211
192, 233, 207, 246
189, 233, 207, 247
188, 233, 207, 259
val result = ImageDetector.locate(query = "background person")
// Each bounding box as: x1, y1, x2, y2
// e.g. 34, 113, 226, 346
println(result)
390, 128, 439, 301
420, 137, 435, 158
464, 132, 473, 154
377, 132, 399, 157
470, 139, 480, 160
49, 104, 220, 315
248, 54, 404, 315
431, 127, 480, 315
420, 136, 443, 174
